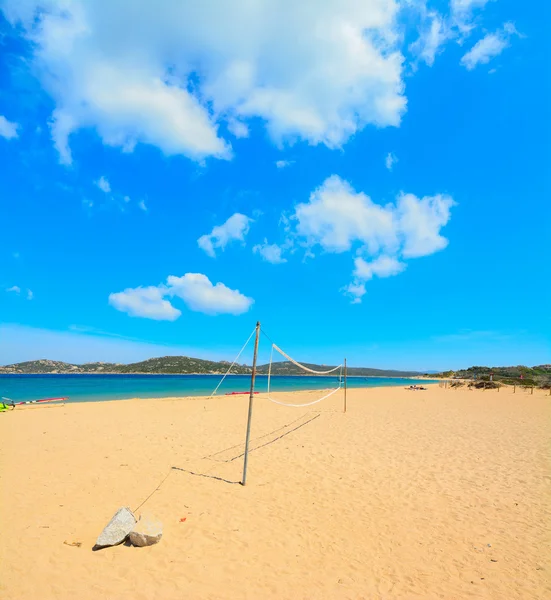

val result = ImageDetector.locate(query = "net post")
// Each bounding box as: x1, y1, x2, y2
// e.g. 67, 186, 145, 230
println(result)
242, 321, 261, 486
344, 358, 347, 413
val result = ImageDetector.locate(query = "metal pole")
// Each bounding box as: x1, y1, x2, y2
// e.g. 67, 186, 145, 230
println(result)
242, 321, 261, 486
344, 358, 347, 413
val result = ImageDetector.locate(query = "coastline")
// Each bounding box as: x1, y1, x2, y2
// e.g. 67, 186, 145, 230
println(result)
1, 377, 439, 406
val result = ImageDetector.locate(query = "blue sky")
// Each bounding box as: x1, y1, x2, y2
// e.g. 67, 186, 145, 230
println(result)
0, 0, 549, 371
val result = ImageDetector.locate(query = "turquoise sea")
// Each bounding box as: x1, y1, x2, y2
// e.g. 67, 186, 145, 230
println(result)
0, 374, 436, 404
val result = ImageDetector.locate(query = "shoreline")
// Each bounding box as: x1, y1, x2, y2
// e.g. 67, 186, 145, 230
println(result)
0, 372, 430, 378
7, 382, 442, 408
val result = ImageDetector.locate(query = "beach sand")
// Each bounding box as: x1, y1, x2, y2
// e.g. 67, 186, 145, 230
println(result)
1, 384, 549, 599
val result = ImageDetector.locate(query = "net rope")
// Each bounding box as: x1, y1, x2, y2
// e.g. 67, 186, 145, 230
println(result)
210, 327, 257, 397
271, 343, 342, 374
265, 343, 343, 407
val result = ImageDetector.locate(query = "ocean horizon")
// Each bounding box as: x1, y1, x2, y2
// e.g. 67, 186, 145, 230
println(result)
0, 373, 436, 404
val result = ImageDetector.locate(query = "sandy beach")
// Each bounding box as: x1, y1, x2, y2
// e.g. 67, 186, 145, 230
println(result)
1, 384, 549, 599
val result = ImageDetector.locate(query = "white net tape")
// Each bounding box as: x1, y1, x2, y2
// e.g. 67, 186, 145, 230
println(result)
271, 344, 342, 375
265, 343, 343, 408
264, 384, 342, 407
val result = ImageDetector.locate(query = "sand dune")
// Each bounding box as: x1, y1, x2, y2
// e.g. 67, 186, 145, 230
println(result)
1, 385, 549, 599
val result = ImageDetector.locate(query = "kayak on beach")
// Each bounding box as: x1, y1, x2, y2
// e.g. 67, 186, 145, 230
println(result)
1, 396, 68, 410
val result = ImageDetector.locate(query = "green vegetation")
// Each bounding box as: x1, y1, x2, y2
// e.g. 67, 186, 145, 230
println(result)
2, 357, 548, 387
0, 357, 250, 375
434, 364, 551, 388
0, 357, 421, 377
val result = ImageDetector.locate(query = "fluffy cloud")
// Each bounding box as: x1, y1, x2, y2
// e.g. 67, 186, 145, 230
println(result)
26, 289, 34, 300
353, 255, 407, 280
385, 152, 398, 171
109, 273, 253, 319
6, 285, 21, 294
409, 0, 498, 67
0, 115, 19, 140
275, 160, 294, 169
227, 118, 249, 139
167, 274, 253, 315
198, 213, 253, 258
294, 175, 398, 254
291, 175, 455, 302
461, 23, 519, 70
451, 0, 492, 15
397, 192, 455, 258
253, 240, 287, 264
409, 12, 449, 67
345, 255, 406, 302
2, 0, 408, 163
109, 286, 181, 321
95, 176, 111, 193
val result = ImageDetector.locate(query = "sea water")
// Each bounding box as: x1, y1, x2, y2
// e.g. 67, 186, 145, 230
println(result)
0, 374, 437, 404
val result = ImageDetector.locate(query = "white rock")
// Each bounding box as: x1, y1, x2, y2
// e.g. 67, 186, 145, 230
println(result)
129, 516, 163, 547
95, 507, 136, 548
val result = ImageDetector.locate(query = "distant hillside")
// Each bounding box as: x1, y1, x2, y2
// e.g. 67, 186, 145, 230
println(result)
0, 357, 250, 375
0, 357, 421, 377
256, 361, 422, 377
434, 365, 551, 387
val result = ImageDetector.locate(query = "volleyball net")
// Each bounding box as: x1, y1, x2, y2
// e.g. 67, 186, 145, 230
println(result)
210, 324, 346, 410
264, 342, 343, 407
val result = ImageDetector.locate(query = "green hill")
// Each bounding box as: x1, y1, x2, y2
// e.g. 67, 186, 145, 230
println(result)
0, 356, 420, 377
434, 365, 551, 387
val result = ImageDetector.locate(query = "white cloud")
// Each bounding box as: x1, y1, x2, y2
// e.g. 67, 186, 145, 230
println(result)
109, 273, 253, 319
167, 273, 253, 315
461, 22, 519, 70
294, 176, 455, 258
396, 192, 455, 258
275, 160, 294, 169
95, 175, 111, 193
385, 152, 398, 171
294, 175, 398, 254
3, 0, 408, 163
109, 286, 181, 321
0, 115, 19, 140
409, 12, 449, 67
253, 240, 287, 264
198, 213, 252, 258
451, 0, 492, 15
353, 255, 406, 280
138, 199, 147, 212
343, 281, 366, 304
291, 175, 455, 301
227, 118, 249, 139
5, 286, 34, 300
344, 255, 406, 303
450, 0, 493, 36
